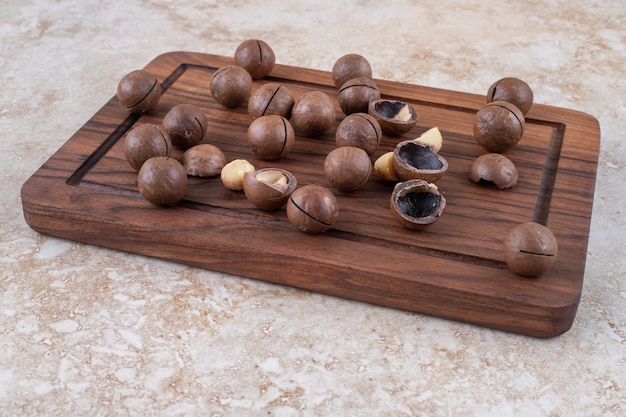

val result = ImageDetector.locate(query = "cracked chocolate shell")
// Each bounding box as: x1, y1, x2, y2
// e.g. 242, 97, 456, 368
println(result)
392, 140, 448, 183
243, 168, 297, 211
468, 153, 518, 189
368, 99, 418, 136
390, 180, 446, 230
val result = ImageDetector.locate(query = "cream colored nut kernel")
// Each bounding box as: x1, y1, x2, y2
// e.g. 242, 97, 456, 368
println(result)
256, 170, 289, 193
413, 127, 443, 151
221, 159, 255, 191
394, 104, 413, 121
374, 151, 399, 181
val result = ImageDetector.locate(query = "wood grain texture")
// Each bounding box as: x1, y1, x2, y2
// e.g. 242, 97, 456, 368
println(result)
21, 52, 601, 337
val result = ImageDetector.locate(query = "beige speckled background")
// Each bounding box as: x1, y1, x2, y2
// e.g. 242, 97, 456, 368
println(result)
1, 1, 625, 416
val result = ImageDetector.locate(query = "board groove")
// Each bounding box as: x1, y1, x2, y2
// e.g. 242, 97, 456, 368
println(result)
21, 51, 601, 337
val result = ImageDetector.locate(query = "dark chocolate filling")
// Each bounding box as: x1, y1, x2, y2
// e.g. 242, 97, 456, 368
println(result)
396, 192, 440, 219
397, 142, 443, 170
374, 100, 408, 119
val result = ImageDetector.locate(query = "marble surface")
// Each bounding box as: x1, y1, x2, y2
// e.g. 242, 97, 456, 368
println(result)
1, 0, 625, 415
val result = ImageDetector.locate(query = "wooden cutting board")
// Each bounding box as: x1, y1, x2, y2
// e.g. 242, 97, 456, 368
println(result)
21, 51, 601, 337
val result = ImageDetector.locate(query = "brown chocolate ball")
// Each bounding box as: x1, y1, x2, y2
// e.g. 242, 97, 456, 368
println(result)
234, 39, 276, 79
332, 54, 372, 88
337, 77, 380, 115
247, 115, 296, 160
487, 77, 534, 115
248, 82, 295, 120
335, 112, 382, 156
473, 101, 525, 153
210, 65, 252, 108
116, 70, 161, 113
324, 146, 372, 192
123, 123, 171, 171
503, 222, 558, 277
162, 103, 208, 150
287, 184, 339, 233
183, 144, 227, 177
137, 157, 187, 205
290, 91, 335, 137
